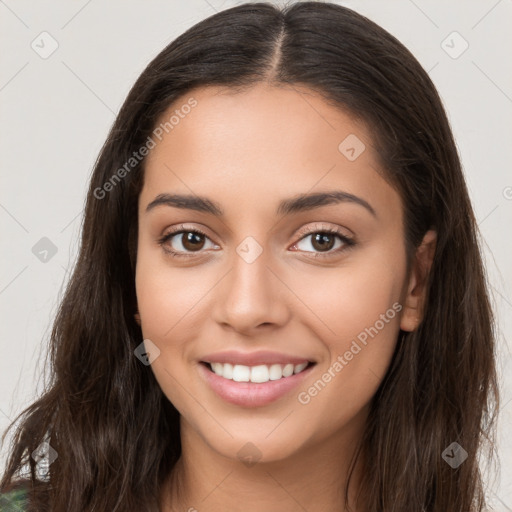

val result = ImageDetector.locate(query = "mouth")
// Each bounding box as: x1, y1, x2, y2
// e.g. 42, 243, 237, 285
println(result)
197, 360, 317, 408
200, 361, 316, 383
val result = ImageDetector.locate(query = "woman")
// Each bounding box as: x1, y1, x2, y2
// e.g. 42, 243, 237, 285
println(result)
0, 2, 499, 511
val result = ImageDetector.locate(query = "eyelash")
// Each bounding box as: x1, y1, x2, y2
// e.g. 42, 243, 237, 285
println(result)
157, 223, 356, 260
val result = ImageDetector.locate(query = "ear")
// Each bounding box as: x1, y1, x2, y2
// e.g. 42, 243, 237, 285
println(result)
134, 310, 141, 326
400, 229, 437, 332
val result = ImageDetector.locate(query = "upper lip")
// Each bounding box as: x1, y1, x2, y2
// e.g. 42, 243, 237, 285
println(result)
200, 350, 314, 366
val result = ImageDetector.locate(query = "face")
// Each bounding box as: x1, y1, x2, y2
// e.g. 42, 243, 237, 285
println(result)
134, 83, 431, 464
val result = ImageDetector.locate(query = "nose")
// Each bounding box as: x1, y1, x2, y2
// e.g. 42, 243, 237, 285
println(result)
212, 245, 291, 336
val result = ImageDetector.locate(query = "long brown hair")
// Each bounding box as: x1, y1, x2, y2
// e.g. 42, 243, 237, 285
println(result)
0, 2, 499, 511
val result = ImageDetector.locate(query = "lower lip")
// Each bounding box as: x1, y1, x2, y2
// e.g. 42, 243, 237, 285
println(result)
197, 362, 315, 408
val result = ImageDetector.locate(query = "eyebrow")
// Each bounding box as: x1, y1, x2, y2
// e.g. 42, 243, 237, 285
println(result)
145, 190, 377, 218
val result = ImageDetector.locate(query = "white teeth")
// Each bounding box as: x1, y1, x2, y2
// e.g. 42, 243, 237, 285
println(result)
211, 362, 223, 374
282, 363, 294, 377
232, 364, 250, 382
294, 362, 308, 374
207, 361, 310, 383
269, 364, 283, 380
249, 365, 269, 383
223, 363, 233, 379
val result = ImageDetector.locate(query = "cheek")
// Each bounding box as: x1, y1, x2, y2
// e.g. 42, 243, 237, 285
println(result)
300, 251, 406, 343
135, 245, 212, 342
134, 248, 208, 413
293, 246, 406, 411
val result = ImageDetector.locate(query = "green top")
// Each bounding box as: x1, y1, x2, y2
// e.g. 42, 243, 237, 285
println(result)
0, 488, 29, 511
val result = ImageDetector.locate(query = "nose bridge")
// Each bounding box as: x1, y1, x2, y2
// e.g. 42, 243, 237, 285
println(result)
213, 234, 289, 332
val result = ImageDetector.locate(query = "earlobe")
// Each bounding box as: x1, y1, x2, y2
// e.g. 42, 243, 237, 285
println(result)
134, 311, 141, 326
400, 229, 437, 332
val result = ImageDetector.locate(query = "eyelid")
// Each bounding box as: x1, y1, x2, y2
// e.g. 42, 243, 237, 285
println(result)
294, 222, 353, 241
159, 223, 215, 242
289, 222, 356, 258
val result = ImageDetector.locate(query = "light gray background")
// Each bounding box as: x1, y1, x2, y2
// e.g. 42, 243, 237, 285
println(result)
1, 0, 511, 508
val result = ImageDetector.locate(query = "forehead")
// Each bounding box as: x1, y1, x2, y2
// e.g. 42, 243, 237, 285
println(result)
140, 83, 401, 225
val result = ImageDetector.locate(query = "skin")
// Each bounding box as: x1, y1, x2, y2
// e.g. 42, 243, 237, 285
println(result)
134, 82, 436, 512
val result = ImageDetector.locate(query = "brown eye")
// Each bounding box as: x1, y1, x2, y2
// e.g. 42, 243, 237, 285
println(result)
310, 232, 336, 252
291, 226, 356, 259
180, 232, 206, 252
158, 226, 218, 258
294, 231, 346, 254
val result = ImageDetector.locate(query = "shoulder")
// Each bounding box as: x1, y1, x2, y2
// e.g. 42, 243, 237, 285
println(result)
0, 486, 29, 510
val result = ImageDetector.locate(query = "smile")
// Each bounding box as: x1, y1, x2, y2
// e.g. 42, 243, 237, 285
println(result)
204, 361, 312, 383
198, 360, 316, 407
